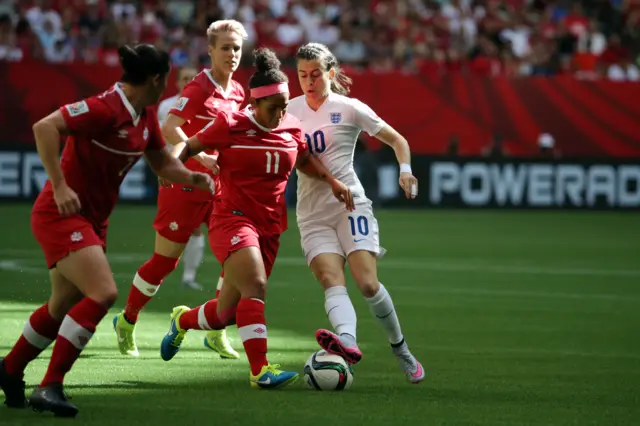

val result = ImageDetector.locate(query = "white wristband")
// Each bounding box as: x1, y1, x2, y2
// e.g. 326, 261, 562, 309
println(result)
399, 163, 412, 174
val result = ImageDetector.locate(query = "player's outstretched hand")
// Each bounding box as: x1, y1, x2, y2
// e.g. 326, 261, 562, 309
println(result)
399, 172, 418, 199
190, 172, 216, 194
53, 182, 82, 216
331, 180, 355, 211
198, 153, 220, 175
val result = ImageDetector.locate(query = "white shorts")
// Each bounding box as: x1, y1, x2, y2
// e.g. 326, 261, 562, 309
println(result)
298, 202, 386, 266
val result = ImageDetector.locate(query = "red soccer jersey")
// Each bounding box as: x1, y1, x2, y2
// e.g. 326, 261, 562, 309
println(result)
168, 69, 245, 174
36, 83, 165, 226
197, 108, 307, 236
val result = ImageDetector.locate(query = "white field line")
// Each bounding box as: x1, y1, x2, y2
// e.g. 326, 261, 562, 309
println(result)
1, 249, 639, 302
1, 248, 638, 278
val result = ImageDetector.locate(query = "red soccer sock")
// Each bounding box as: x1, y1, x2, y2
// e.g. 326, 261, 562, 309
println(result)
40, 298, 107, 387
236, 298, 268, 376
179, 299, 235, 331
124, 253, 179, 323
3, 303, 61, 377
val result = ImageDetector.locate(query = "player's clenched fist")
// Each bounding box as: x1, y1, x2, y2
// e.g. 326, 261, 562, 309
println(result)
399, 172, 418, 199
190, 172, 215, 193
53, 182, 82, 216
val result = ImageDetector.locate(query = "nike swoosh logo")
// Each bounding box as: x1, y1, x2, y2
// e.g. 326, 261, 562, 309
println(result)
257, 377, 271, 385
353, 239, 365, 243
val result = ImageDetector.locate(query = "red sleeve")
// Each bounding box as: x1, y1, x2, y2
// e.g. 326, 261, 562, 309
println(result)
197, 111, 231, 150
59, 97, 114, 135
168, 81, 208, 121
146, 108, 166, 151
293, 127, 308, 155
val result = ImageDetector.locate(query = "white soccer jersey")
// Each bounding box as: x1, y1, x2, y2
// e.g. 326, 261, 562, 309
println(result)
288, 93, 385, 224
157, 94, 178, 126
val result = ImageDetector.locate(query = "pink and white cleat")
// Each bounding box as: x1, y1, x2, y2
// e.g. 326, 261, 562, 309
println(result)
392, 342, 425, 384
315, 329, 363, 365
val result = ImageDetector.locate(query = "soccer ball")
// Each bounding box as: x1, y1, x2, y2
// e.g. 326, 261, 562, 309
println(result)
303, 350, 354, 391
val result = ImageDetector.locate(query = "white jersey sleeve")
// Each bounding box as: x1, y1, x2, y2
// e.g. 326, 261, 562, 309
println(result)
351, 98, 385, 136
157, 95, 178, 126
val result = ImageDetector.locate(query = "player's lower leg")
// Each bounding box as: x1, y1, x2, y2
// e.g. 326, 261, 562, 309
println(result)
365, 283, 424, 383
237, 298, 298, 389
181, 234, 204, 290
31, 297, 109, 417
0, 303, 61, 408
116, 253, 180, 356
203, 277, 239, 359
316, 286, 362, 364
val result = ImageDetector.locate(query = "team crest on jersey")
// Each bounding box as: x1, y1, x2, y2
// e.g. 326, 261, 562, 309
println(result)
66, 101, 89, 117
330, 112, 342, 124
143, 127, 149, 141
173, 97, 188, 111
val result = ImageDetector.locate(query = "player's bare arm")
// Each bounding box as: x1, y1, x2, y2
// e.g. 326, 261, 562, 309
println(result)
162, 113, 219, 172
32, 110, 82, 216
176, 135, 207, 164
375, 124, 418, 199
144, 147, 214, 194
296, 151, 355, 211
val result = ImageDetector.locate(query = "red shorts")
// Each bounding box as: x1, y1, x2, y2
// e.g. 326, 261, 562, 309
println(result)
208, 216, 280, 278
153, 183, 213, 244
31, 208, 107, 270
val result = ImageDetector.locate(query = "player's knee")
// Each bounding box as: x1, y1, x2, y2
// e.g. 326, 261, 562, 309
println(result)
314, 269, 345, 289
352, 274, 380, 298
243, 275, 268, 299
86, 286, 118, 308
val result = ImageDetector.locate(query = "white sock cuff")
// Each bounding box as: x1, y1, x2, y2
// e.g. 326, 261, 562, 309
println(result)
366, 282, 388, 304
325, 286, 348, 298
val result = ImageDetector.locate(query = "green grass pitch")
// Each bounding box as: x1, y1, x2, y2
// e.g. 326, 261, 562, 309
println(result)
0, 204, 638, 426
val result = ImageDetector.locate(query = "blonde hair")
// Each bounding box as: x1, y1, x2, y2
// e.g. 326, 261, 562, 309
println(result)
206, 20, 248, 46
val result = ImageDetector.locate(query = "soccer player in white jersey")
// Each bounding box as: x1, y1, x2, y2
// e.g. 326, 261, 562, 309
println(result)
287, 43, 424, 384
157, 67, 197, 126
156, 66, 204, 290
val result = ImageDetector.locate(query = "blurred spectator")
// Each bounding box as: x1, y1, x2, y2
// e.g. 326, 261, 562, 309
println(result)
537, 133, 562, 158
482, 133, 509, 158
0, 0, 636, 80
446, 135, 460, 156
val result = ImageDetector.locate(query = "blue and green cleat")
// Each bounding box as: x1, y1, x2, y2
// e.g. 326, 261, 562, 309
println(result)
250, 364, 298, 389
160, 306, 190, 361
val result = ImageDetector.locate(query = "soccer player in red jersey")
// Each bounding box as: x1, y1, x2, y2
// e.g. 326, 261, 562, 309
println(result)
115, 20, 247, 360
0, 44, 214, 417
160, 48, 355, 389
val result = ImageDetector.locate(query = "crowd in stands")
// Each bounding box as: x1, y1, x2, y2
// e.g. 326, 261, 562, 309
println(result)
1, 0, 639, 80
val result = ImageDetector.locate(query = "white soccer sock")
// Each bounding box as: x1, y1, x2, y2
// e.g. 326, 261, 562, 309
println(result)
365, 283, 404, 346
182, 234, 205, 283
324, 286, 357, 340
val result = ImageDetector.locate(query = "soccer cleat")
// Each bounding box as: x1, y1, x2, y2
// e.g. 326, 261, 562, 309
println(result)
250, 364, 298, 389
29, 384, 78, 418
315, 329, 363, 364
204, 329, 239, 359
0, 358, 27, 408
160, 306, 190, 361
391, 342, 425, 384
182, 280, 203, 291
113, 313, 139, 357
